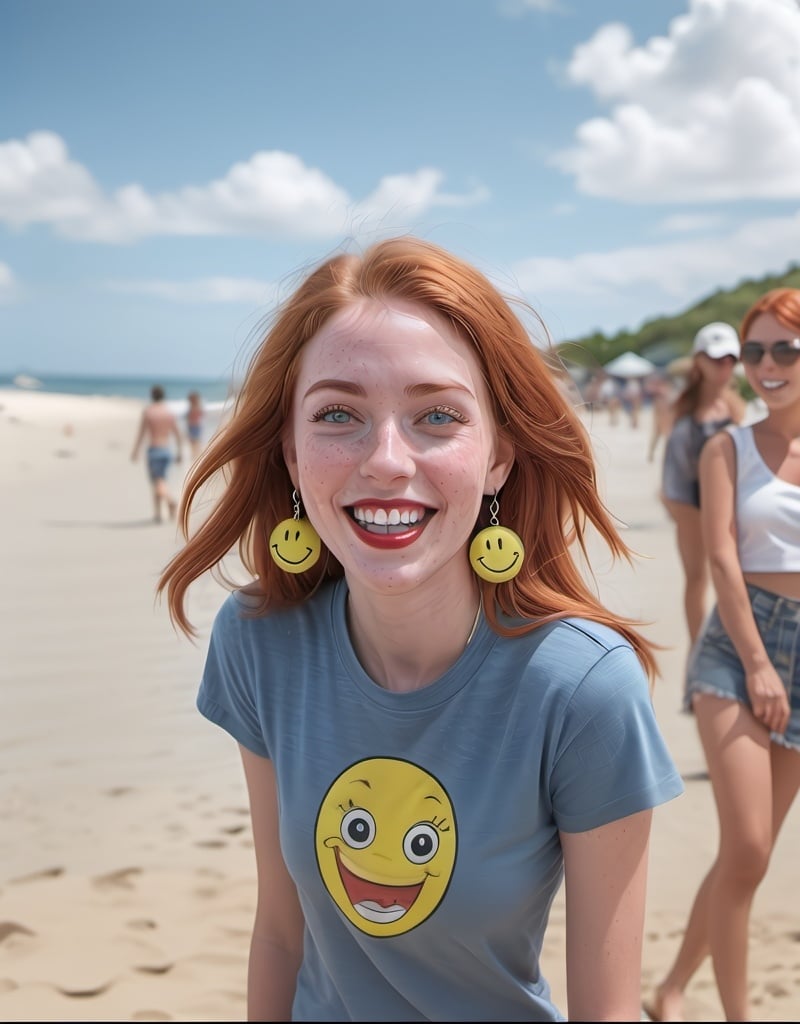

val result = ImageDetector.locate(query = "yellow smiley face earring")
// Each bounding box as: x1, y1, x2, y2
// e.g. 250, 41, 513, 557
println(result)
469, 492, 525, 583
269, 489, 322, 574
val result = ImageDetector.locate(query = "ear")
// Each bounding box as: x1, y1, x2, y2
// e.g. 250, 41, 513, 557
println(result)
484, 431, 515, 494
282, 433, 299, 490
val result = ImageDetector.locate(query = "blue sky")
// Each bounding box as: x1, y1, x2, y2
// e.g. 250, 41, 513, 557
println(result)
2, 0, 799, 381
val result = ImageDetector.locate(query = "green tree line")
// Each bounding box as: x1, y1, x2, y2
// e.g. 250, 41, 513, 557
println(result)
556, 262, 800, 374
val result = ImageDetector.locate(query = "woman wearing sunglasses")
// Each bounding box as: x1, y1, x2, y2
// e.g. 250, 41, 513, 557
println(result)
647, 288, 800, 1022
660, 322, 747, 646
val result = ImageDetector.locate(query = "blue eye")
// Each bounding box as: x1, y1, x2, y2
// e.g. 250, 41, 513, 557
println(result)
426, 410, 456, 426
320, 408, 351, 423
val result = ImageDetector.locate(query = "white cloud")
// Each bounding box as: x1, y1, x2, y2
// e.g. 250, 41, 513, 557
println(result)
106, 277, 276, 304
511, 206, 800, 301
656, 212, 725, 233
552, 0, 800, 201
0, 261, 17, 302
0, 132, 487, 244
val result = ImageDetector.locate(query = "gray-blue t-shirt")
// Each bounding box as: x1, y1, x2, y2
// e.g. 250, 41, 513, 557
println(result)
198, 578, 683, 1022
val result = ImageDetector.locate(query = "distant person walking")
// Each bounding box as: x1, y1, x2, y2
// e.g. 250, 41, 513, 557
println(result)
660, 323, 746, 645
185, 390, 205, 460
597, 374, 621, 425
621, 376, 644, 428
647, 291, 800, 1021
130, 384, 183, 523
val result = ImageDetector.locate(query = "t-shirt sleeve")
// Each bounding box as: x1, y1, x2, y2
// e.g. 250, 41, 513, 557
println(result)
196, 594, 270, 758
550, 645, 684, 833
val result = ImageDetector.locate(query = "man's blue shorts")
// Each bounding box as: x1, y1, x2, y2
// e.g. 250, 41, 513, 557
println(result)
147, 446, 172, 482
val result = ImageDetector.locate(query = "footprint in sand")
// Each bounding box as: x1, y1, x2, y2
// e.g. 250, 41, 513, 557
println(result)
92, 867, 142, 890
0, 921, 35, 943
126, 919, 158, 931
10, 866, 64, 884
55, 981, 112, 998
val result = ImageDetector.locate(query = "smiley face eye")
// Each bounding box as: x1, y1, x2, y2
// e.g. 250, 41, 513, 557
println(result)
340, 807, 375, 849
403, 823, 439, 864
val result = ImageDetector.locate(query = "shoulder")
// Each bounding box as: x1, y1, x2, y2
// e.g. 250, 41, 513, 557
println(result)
211, 582, 336, 642
704, 423, 739, 453
698, 425, 739, 481
519, 616, 646, 700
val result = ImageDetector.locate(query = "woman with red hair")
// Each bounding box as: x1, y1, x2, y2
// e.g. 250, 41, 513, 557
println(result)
648, 289, 800, 1022
159, 236, 682, 1022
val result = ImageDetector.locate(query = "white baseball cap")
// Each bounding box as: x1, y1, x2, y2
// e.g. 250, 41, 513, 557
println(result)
692, 322, 740, 360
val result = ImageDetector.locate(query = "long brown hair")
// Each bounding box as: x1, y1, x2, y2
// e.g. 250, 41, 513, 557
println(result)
158, 236, 657, 678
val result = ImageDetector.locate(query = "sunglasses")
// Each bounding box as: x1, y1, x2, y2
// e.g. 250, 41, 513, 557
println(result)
740, 338, 800, 367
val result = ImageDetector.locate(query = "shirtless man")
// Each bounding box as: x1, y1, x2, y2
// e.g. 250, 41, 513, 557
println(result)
130, 385, 183, 522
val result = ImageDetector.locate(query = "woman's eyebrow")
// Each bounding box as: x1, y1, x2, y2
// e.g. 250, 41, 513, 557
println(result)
303, 379, 365, 399
303, 379, 474, 400
406, 381, 475, 399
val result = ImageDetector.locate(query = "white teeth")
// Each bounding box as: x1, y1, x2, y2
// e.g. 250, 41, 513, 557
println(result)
351, 505, 425, 533
762, 380, 785, 389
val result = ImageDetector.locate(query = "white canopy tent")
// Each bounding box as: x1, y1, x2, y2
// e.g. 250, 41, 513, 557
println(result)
603, 351, 657, 378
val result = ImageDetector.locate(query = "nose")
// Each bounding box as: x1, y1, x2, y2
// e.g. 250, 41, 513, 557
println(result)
359, 418, 416, 481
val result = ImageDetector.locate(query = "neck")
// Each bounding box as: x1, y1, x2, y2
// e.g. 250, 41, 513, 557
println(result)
758, 407, 800, 440
346, 583, 483, 693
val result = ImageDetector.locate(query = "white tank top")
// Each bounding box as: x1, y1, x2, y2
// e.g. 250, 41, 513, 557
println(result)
728, 424, 800, 572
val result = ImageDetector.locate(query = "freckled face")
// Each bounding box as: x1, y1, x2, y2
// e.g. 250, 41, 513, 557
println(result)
743, 312, 800, 409
283, 298, 510, 595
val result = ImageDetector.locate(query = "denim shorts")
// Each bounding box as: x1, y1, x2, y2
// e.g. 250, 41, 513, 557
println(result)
684, 583, 800, 752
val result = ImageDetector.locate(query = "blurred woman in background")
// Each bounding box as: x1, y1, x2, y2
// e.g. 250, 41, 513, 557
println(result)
660, 323, 746, 645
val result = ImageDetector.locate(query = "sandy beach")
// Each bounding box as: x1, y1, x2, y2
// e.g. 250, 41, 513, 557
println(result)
1, 386, 798, 1022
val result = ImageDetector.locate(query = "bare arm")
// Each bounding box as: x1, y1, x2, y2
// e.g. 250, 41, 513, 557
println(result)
239, 745, 305, 1021
130, 411, 147, 461
561, 809, 652, 1021
699, 434, 790, 732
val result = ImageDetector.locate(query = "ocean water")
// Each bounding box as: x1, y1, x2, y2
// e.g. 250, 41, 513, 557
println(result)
0, 372, 236, 404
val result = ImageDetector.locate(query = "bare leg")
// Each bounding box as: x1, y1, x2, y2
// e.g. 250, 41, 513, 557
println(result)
694, 697, 790, 1020
153, 478, 175, 522
684, 699, 762, 1019
647, 699, 769, 1021
646, 870, 714, 1021
663, 500, 708, 644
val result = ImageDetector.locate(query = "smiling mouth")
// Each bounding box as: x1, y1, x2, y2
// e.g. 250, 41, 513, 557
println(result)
349, 505, 431, 535
335, 848, 424, 923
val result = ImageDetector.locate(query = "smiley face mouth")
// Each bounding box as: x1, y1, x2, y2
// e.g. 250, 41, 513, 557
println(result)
271, 544, 315, 565
476, 551, 520, 574
334, 848, 424, 924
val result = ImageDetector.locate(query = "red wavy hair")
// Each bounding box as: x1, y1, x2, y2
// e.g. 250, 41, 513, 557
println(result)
740, 287, 800, 338
157, 236, 658, 678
